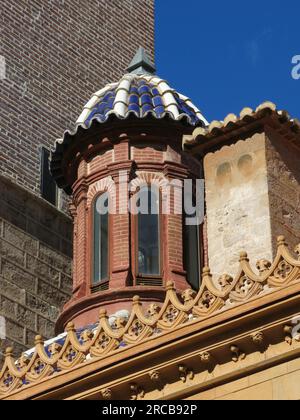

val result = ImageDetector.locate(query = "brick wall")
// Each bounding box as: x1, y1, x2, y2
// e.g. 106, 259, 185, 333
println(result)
0, 0, 155, 196
0, 175, 72, 360
0, 0, 154, 361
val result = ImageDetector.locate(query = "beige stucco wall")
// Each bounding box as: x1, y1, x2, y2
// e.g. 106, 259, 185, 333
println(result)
204, 133, 273, 277
187, 357, 300, 400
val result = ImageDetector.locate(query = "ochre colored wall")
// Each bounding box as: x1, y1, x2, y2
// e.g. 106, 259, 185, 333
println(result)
204, 133, 273, 277
187, 358, 300, 400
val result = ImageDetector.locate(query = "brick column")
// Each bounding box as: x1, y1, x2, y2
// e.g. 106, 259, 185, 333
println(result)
164, 164, 190, 290
109, 138, 133, 289
72, 181, 89, 298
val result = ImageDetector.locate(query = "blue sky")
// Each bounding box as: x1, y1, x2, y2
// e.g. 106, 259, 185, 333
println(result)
155, 0, 300, 122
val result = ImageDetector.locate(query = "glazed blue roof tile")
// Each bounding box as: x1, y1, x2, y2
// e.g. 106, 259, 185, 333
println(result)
21, 311, 131, 365
75, 74, 208, 130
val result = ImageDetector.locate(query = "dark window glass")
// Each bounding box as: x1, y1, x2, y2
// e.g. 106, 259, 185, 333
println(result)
93, 194, 109, 285
40, 147, 57, 205
137, 186, 160, 276
184, 215, 201, 290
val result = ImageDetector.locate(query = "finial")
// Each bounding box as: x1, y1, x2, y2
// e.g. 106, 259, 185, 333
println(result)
5, 347, 13, 357
239, 251, 248, 262
66, 322, 75, 332
277, 235, 286, 246
126, 46, 156, 75
132, 295, 141, 304
35, 335, 44, 345
99, 309, 107, 319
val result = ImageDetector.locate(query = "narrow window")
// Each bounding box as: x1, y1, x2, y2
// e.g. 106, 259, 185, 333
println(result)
93, 193, 109, 286
184, 214, 202, 290
137, 186, 160, 277
40, 147, 57, 205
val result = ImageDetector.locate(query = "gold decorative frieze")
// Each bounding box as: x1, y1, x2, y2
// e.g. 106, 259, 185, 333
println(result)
1, 236, 300, 397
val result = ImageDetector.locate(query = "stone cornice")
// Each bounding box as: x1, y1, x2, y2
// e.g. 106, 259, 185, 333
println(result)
51, 119, 192, 194
1, 236, 300, 399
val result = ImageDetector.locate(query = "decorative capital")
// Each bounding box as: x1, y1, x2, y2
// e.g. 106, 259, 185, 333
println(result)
130, 383, 145, 400
101, 388, 112, 400
199, 351, 211, 363
149, 370, 164, 391
149, 370, 160, 383
251, 331, 264, 345
230, 345, 246, 363
283, 325, 293, 345
178, 364, 194, 383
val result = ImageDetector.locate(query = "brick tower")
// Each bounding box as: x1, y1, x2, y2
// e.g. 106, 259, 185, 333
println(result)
0, 0, 154, 359
51, 49, 208, 330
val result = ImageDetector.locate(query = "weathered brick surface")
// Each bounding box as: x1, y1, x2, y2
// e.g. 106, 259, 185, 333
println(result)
0, 0, 154, 361
0, 0, 155, 196
0, 176, 72, 361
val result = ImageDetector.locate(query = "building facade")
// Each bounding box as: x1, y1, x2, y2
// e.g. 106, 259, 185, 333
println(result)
1, 3, 300, 401
0, 0, 155, 360
0, 41, 300, 399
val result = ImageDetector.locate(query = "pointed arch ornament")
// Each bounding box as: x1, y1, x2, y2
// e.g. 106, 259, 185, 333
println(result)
1, 236, 300, 397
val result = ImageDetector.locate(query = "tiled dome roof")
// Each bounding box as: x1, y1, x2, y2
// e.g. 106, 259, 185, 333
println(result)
76, 73, 208, 128
51, 48, 208, 193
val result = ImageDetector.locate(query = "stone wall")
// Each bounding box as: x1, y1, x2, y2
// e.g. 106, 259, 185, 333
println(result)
0, 0, 154, 362
0, 0, 155, 198
204, 133, 273, 278
266, 128, 300, 254
204, 129, 300, 279
0, 175, 72, 361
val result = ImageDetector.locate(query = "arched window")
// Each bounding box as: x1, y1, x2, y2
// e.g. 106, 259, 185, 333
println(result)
136, 185, 161, 278
184, 211, 202, 291
92, 193, 109, 286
